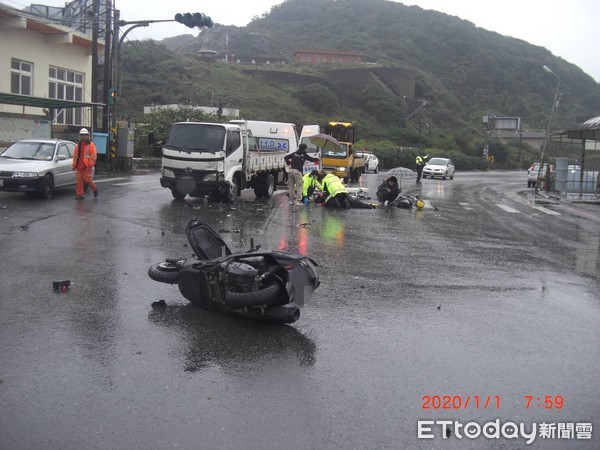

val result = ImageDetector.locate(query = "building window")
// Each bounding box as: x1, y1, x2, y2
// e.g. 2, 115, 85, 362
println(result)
49, 66, 84, 125
11, 59, 33, 95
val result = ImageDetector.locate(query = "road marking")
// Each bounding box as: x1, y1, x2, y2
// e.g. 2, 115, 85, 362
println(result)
531, 205, 561, 215
95, 177, 128, 184
113, 180, 157, 186
459, 202, 474, 210
496, 204, 520, 213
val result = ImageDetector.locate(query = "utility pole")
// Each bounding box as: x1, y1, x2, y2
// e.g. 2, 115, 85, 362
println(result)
108, 7, 119, 169
102, 0, 112, 133
91, 0, 99, 129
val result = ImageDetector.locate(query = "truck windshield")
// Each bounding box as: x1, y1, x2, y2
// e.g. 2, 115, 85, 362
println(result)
165, 124, 225, 153
325, 143, 349, 158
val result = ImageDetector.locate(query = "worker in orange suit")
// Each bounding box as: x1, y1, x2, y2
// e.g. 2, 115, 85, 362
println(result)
72, 128, 98, 200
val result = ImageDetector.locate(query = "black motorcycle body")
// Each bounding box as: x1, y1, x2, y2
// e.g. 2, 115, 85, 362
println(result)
148, 219, 319, 324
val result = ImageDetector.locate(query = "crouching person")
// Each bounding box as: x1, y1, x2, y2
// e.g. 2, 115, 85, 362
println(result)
376, 176, 400, 205
301, 170, 322, 204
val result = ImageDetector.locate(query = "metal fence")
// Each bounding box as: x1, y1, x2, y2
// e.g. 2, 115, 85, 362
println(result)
564, 170, 599, 194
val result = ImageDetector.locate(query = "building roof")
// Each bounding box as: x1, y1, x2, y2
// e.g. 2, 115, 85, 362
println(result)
0, 3, 104, 50
565, 115, 600, 141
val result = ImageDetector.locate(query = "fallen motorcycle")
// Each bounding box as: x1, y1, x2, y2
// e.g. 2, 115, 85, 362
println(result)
148, 219, 319, 324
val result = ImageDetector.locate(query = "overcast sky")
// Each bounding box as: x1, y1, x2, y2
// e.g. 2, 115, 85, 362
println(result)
6, 0, 600, 82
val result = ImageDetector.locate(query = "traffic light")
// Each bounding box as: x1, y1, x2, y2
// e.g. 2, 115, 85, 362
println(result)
107, 88, 117, 106
174, 12, 213, 29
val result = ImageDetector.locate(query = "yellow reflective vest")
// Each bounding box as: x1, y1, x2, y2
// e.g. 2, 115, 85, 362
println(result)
416, 154, 429, 165
302, 173, 322, 197
322, 174, 348, 199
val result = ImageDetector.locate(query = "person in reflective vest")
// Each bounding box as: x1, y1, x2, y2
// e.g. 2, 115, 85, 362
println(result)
415, 153, 429, 183
301, 170, 322, 204
316, 172, 372, 209
72, 128, 98, 200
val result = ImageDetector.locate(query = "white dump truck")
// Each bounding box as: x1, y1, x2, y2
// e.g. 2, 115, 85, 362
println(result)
160, 120, 300, 202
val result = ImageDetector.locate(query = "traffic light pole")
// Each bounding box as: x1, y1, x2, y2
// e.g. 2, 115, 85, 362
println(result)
109, 12, 213, 169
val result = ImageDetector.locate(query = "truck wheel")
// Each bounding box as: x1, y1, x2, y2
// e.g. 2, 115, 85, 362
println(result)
224, 176, 239, 203
263, 174, 275, 198
253, 186, 264, 198
171, 189, 186, 200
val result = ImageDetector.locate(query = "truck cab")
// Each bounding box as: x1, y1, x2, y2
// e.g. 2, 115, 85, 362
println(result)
320, 121, 365, 182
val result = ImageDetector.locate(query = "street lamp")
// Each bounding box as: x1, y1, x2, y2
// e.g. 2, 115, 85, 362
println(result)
535, 65, 561, 192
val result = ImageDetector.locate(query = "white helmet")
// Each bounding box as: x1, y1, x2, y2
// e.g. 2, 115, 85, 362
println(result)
79, 128, 89, 135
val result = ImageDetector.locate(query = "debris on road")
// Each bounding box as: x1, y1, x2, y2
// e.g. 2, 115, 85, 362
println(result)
151, 299, 167, 308
53, 280, 71, 291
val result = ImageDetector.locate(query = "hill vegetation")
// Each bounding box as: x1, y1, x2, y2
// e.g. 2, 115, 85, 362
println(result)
119, 0, 600, 169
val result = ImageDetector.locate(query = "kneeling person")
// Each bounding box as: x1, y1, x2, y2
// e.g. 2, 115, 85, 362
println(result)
316, 172, 373, 209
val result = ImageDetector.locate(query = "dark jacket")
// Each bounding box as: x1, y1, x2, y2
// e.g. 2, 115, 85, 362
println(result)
377, 180, 400, 202
285, 149, 318, 172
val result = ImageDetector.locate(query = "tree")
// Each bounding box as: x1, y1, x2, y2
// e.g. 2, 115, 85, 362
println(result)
134, 105, 217, 157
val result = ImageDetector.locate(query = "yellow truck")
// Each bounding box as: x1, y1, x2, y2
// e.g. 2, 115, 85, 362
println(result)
320, 121, 365, 182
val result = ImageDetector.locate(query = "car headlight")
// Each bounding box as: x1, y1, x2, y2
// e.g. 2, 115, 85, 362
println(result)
203, 173, 217, 182
13, 172, 39, 178
162, 168, 175, 178
337, 167, 347, 172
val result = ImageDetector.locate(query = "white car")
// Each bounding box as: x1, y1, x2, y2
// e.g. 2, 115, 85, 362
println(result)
527, 162, 553, 188
0, 139, 77, 199
357, 152, 379, 173
422, 157, 455, 180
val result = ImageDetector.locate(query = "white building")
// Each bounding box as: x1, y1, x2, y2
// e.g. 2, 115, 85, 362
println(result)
0, 2, 103, 145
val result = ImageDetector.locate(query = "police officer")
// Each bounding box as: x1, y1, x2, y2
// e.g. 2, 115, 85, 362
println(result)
415, 153, 429, 183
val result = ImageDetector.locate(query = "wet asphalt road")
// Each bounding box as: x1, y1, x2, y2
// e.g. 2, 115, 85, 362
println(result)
0, 170, 599, 449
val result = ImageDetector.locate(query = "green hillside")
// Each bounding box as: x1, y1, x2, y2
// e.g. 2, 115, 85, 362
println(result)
119, 0, 600, 169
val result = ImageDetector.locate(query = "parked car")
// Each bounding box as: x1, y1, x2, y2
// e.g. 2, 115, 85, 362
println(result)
0, 139, 77, 198
422, 157, 455, 180
527, 162, 554, 188
358, 152, 379, 173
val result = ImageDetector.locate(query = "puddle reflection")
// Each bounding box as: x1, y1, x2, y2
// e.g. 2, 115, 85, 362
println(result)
320, 213, 345, 253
